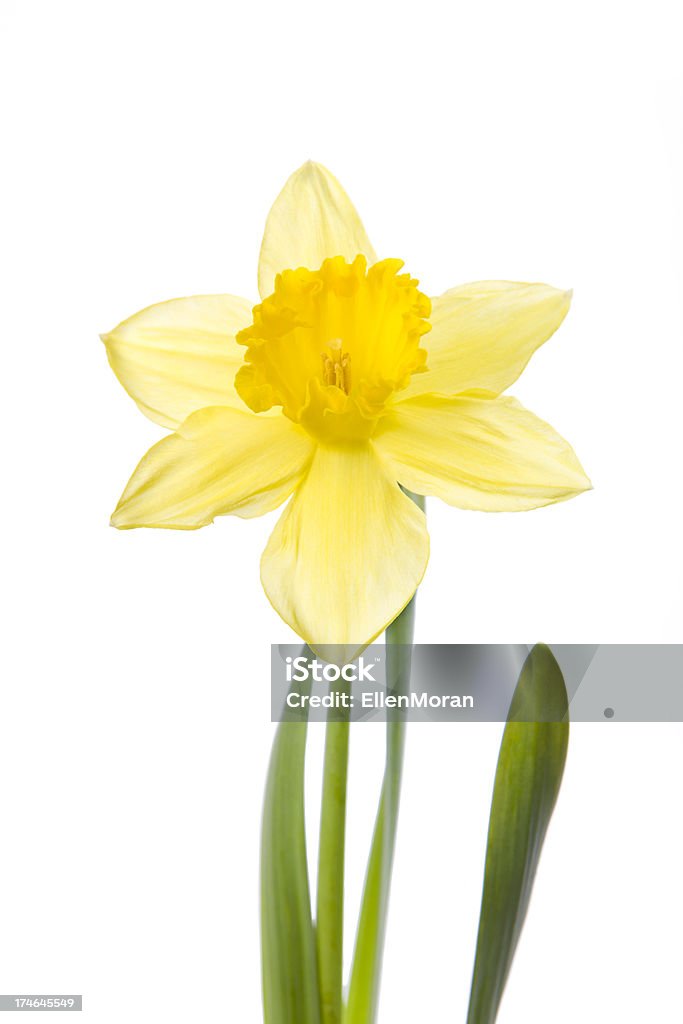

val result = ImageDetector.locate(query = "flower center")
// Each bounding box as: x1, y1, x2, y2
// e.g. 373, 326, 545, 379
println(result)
235, 255, 431, 443
321, 339, 351, 393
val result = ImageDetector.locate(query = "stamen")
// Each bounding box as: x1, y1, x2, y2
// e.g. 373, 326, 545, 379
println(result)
341, 354, 351, 393
322, 339, 352, 394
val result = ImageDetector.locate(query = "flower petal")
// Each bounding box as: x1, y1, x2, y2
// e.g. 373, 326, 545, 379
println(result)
403, 282, 571, 400
257, 161, 377, 299
111, 408, 314, 529
102, 294, 253, 429
261, 444, 428, 653
374, 394, 591, 511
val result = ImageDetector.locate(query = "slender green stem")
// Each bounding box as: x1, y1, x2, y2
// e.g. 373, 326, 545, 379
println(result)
261, 649, 321, 1024
316, 684, 351, 1024
345, 492, 424, 1024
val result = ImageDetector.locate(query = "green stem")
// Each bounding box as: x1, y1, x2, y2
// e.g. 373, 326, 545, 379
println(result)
316, 684, 351, 1024
261, 650, 321, 1024
345, 492, 424, 1024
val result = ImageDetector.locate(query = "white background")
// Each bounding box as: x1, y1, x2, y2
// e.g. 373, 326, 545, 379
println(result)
1, 1, 682, 1021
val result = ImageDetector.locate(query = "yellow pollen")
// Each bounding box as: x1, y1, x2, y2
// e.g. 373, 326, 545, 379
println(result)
322, 339, 351, 394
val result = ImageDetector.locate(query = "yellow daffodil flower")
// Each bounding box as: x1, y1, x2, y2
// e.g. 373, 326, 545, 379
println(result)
104, 162, 590, 649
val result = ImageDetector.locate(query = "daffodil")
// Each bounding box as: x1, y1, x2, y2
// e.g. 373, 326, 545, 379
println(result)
104, 162, 590, 649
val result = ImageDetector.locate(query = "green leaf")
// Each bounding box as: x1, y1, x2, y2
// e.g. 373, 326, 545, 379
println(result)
466, 643, 569, 1024
261, 657, 321, 1024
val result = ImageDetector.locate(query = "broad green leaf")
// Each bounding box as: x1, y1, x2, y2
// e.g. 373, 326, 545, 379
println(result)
467, 643, 569, 1024
261, 658, 321, 1024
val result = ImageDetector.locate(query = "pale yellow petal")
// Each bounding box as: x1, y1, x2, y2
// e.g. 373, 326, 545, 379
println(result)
257, 161, 377, 299
374, 394, 591, 511
403, 282, 571, 400
102, 294, 253, 429
111, 408, 314, 529
261, 445, 428, 654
